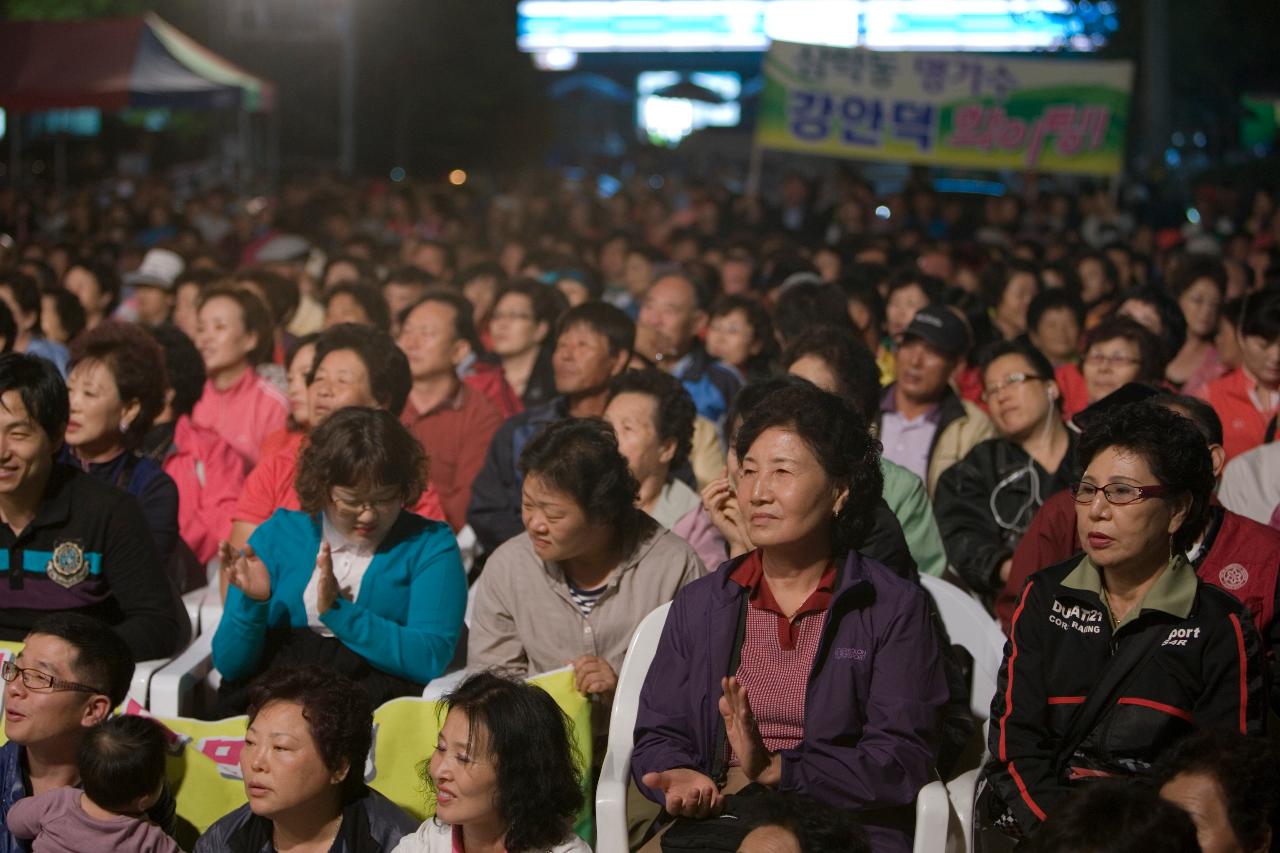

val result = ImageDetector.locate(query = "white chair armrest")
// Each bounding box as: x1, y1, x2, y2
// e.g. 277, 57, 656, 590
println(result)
594, 749, 631, 853
947, 768, 981, 853
128, 656, 175, 709
456, 524, 477, 575
149, 632, 215, 718
181, 587, 208, 633
421, 668, 469, 700
913, 777, 959, 853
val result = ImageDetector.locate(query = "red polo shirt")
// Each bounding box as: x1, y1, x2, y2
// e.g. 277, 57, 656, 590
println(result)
1197, 367, 1280, 461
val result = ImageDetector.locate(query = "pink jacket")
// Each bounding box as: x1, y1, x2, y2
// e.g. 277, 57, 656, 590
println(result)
191, 368, 289, 472
163, 416, 246, 564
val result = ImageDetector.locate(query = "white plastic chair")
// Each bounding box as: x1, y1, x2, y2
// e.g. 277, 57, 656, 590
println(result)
914, 776, 963, 853
918, 574, 1007, 721
595, 601, 671, 853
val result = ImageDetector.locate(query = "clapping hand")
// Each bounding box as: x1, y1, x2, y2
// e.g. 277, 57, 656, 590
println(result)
640, 768, 724, 819
314, 541, 352, 613
218, 541, 271, 602
718, 676, 779, 784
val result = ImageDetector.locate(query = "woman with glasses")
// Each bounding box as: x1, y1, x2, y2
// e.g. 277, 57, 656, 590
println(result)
1076, 316, 1165, 412
209, 407, 467, 716
980, 401, 1265, 844
934, 340, 1078, 604
487, 279, 567, 410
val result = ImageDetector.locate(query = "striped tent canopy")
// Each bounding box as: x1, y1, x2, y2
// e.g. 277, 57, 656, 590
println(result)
0, 13, 274, 113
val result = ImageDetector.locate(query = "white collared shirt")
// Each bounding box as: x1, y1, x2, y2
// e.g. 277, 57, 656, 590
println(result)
302, 515, 377, 636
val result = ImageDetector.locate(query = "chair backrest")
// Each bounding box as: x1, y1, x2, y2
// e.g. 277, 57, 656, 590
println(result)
595, 601, 672, 853
919, 574, 1007, 721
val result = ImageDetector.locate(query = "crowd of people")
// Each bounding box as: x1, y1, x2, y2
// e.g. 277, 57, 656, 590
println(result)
1, 165, 1280, 852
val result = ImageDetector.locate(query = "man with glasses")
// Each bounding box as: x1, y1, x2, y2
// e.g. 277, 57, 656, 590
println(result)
0, 612, 176, 852
0, 353, 187, 661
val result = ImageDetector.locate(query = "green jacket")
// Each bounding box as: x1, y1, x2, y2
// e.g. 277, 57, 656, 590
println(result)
881, 458, 947, 577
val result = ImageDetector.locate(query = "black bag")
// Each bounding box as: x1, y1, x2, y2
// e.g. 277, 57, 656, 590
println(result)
659, 784, 773, 852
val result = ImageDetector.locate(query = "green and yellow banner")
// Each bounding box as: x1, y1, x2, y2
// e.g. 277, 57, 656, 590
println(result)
757, 42, 1133, 175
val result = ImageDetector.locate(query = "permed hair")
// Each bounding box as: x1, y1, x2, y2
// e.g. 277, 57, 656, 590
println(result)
607, 368, 696, 474
734, 380, 883, 555
1083, 315, 1167, 384
67, 321, 169, 448
247, 665, 373, 802
310, 323, 412, 415
782, 327, 881, 423
295, 407, 426, 514
78, 715, 167, 813
518, 417, 640, 529
1077, 401, 1215, 552
428, 673, 582, 853
323, 281, 391, 333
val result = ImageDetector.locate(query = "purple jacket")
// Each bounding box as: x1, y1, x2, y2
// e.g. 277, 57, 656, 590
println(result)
631, 549, 947, 853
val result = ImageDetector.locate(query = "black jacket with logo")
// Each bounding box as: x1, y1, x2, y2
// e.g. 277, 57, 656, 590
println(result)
984, 555, 1266, 835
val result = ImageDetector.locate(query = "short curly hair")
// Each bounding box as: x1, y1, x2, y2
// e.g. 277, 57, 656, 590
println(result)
324, 281, 391, 332
310, 323, 412, 415
1077, 401, 1215, 552
295, 407, 426, 514
782, 326, 880, 422
734, 380, 883, 555
67, 321, 168, 448
606, 368, 696, 474
427, 672, 583, 853
247, 665, 373, 802
518, 418, 640, 530
1083, 315, 1166, 383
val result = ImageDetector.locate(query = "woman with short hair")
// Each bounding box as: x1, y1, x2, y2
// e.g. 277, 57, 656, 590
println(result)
393, 672, 590, 853
632, 381, 947, 853
211, 407, 467, 714
196, 665, 417, 852
983, 401, 1266, 842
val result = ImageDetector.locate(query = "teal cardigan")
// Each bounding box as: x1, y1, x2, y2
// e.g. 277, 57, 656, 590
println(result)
212, 508, 467, 685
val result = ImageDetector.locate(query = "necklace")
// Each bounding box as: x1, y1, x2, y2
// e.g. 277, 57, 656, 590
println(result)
1100, 587, 1120, 631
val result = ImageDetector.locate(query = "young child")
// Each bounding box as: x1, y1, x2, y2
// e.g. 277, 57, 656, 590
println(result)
6, 715, 179, 853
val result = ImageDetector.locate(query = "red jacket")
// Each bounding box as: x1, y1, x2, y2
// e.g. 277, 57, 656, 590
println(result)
998, 492, 1280, 640
461, 360, 522, 420
1195, 368, 1280, 461
162, 416, 246, 564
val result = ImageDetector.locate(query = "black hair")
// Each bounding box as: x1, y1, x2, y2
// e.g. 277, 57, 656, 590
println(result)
295, 406, 426, 513
885, 268, 946, 304
1153, 730, 1280, 853
773, 281, 856, 347
199, 285, 276, 366
707, 293, 777, 376
385, 265, 439, 290
495, 278, 569, 333
0, 271, 43, 331
550, 267, 604, 303
519, 417, 640, 530
247, 665, 373, 802
838, 268, 887, 332
1150, 392, 1225, 448
323, 281, 391, 333
607, 368, 696, 474
68, 322, 168, 448
428, 672, 583, 853
782, 327, 881, 423
1074, 250, 1120, 305
0, 302, 14, 353
1170, 255, 1228, 300
743, 792, 870, 853
1238, 287, 1280, 341
978, 339, 1057, 389
1118, 285, 1187, 363
310, 323, 412, 415
734, 381, 883, 555
147, 325, 207, 419
413, 239, 456, 275
555, 301, 636, 360
0, 351, 70, 442
1027, 287, 1086, 333
402, 287, 482, 355
979, 258, 1042, 311
66, 259, 121, 315
44, 288, 87, 343
235, 268, 300, 328
1083, 316, 1167, 383
1023, 779, 1198, 853
27, 612, 134, 706
453, 262, 506, 292
287, 332, 321, 370
78, 715, 167, 813
653, 269, 715, 314
322, 254, 378, 286
1078, 401, 1215, 552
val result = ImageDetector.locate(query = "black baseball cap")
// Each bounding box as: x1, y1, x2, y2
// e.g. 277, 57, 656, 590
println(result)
901, 304, 970, 360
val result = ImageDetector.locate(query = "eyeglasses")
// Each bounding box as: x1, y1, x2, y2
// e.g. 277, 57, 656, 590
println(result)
329, 491, 401, 515
1071, 481, 1170, 505
1084, 351, 1140, 368
1, 660, 105, 695
981, 372, 1044, 401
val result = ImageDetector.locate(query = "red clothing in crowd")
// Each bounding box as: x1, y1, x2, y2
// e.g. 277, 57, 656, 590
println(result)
162, 416, 246, 564
400, 382, 503, 531
191, 367, 289, 472
1054, 363, 1089, 421
997, 489, 1280, 638
461, 360, 523, 420
1196, 368, 1280, 461
234, 431, 447, 525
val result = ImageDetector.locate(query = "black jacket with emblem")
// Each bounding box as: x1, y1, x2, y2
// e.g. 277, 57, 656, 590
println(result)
984, 553, 1266, 836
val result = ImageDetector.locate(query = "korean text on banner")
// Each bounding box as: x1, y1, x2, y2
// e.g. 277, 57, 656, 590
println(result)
757, 42, 1133, 175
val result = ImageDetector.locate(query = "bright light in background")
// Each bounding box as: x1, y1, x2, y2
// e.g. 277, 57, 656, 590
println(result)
448, 169, 468, 186
390, 166, 406, 182
1186, 208, 1201, 225
636, 71, 741, 146
533, 47, 579, 70
875, 205, 892, 219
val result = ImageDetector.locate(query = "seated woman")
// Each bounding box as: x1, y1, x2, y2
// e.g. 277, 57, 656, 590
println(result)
602, 368, 701, 530
631, 381, 947, 853
393, 672, 590, 853
983, 401, 1266, 842
468, 417, 704, 700
1057, 316, 1165, 419
212, 407, 467, 713
934, 340, 1079, 602
196, 666, 417, 852
63, 321, 180, 566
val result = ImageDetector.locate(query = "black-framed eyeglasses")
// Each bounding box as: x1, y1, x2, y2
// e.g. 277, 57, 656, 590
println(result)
981, 372, 1044, 402
1071, 481, 1170, 506
0, 660, 106, 695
